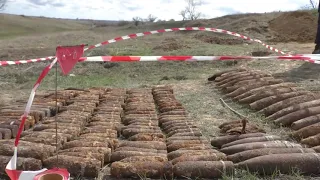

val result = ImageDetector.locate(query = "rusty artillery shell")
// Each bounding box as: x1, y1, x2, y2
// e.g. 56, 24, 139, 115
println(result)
0, 156, 42, 173
173, 161, 234, 178
118, 141, 167, 150
128, 133, 165, 142
262, 94, 320, 116
301, 133, 320, 147
220, 141, 303, 155
0, 128, 11, 139
210, 133, 267, 148
227, 147, 315, 163
43, 155, 101, 177
168, 149, 223, 160
249, 91, 309, 111
235, 153, 320, 175
59, 147, 111, 163
267, 99, 320, 121
171, 154, 226, 165
291, 122, 320, 140
110, 160, 169, 178
111, 151, 167, 162
291, 115, 320, 130
114, 147, 167, 154
0, 140, 55, 161
222, 135, 282, 148
275, 106, 320, 126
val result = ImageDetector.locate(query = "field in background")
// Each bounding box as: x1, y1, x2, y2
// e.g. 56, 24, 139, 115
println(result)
1, 10, 320, 179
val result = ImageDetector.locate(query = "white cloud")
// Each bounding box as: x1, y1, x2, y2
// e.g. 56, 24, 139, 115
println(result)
3, 0, 311, 21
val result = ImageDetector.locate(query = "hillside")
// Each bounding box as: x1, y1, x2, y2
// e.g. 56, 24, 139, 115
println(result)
1, 10, 318, 42
139, 10, 317, 43
0, 14, 91, 39
0, 10, 317, 61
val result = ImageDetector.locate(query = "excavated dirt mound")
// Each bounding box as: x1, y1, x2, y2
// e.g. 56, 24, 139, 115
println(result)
153, 38, 190, 51
193, 33, 244, 45
269, 11, 317, 43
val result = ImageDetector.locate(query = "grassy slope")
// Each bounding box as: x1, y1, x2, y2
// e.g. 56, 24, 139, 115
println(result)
0, 14, 90, 39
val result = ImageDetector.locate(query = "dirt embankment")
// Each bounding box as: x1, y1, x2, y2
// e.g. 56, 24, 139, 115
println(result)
182, 11, 318, 43
193, 33, 245, 45
269, 11, 317, 43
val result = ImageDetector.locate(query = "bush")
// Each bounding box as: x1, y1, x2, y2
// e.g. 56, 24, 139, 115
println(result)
118, 20, 131, 26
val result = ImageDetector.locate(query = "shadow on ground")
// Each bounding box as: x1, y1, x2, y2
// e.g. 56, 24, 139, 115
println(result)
273, 62, 320, 82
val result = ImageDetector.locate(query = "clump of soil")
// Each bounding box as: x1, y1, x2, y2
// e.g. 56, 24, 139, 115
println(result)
193, 33, 244, 45
269, 11, 317, 43
153, 38, 190, 51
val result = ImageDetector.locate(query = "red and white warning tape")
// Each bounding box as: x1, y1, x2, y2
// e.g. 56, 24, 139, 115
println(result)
0, 27, 289, 67
2, 55, 320, 67
0, 56, 55, 66
4, 58, 71, 180
79, 55, 320, 63
84, 27, 288, 55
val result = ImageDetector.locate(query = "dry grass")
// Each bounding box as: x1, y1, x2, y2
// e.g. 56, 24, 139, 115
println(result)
172, 77, 294, 140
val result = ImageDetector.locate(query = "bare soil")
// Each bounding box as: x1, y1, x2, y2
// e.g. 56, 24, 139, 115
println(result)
194, 33, 245, 45
269, 11, 318, 43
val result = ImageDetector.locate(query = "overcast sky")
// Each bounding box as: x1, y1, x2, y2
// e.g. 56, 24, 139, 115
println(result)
2, 0, 314, 21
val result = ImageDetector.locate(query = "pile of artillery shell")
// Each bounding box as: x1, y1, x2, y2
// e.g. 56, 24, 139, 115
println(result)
43, 88, 126, 178
152, 86, 233, 179
110, 88, 170, 179
0, 90, 81, 175
23, 90, 98, 149
0, 90, 78, 140
211, 120, 318, 175
209, 68, 320, 148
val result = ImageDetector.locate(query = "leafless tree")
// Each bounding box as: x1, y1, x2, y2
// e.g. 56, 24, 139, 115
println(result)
309, 0, 317, 9
180, 0, 202, 20
146, 14, 157, 22
179, 10, 186, 21
132, 16, 143, 26
300, 0, 318, 10
0, 0, 8, 10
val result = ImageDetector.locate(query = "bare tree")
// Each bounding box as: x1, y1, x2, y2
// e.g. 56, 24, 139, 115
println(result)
179, 10, 186, 21
132, 16, 143, 26
300, 0, 318, 10
309, 0, 317, 9
180, 0, 202, 20
0, 0, 8, 10
146, 14, 157, 22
